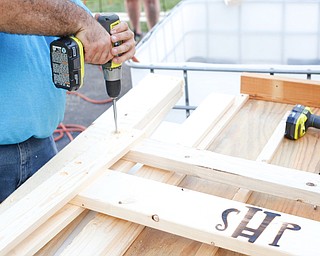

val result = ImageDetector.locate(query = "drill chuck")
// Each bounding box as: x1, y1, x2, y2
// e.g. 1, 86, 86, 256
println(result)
104, 78, 121, 98
309, 114, 320, 129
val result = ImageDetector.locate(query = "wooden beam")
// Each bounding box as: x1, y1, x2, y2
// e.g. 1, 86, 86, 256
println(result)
8, 205, 86, 255
197, 94, 249, 149
0, 74, 183, 255
175, 93, 236, 147
72, 169, 320, 256
125, 139, 320, 205
60, 213, 143, 255
34, 210, 89, 256
255, 112, 289, 163
240, 73, 320, 108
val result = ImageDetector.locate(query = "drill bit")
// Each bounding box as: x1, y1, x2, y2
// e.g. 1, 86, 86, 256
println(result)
112, 98, 118, 133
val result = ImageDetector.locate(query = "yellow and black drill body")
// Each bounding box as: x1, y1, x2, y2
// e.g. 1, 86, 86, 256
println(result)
50, 14, 122, 132
284, 104, 320, 140
98, 14, 122, 100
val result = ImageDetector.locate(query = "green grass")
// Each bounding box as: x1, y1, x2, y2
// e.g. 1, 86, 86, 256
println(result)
83, 0, 181, 13
82, 0, 181, 32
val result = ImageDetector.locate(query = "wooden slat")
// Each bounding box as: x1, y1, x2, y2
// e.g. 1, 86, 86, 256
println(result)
72, 169, 320, 256
240, 73, 320, 108
35, 210, 89, 256
0, 74, 183, 255
125, 139, 320, 205
175, 93, 235, 147
255, 112, 289, 163
208, 100, 290, 160
61, 213, 143, 256
8, 205, 86, 255
197, 94, 249, 149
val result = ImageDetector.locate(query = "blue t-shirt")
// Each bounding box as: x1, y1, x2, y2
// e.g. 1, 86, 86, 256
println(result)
0, 0, 90, 145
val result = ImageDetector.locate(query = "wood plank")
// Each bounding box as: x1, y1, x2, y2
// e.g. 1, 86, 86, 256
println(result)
34, 210, 89, 256
8, 205, 86, 256
175, 93, 235, 147
208, 100, 289, 160
197, 94, 249, 149
255, 112, 289, 163
125, 139, 320, 206
72, 170, 320, 256
0, 74, 183, 255
240, 73, 320, 107
60, 213, 143, 256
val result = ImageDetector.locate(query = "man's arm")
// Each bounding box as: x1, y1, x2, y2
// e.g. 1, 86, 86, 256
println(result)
0, 0, 135, 64
0, 0, 92, 36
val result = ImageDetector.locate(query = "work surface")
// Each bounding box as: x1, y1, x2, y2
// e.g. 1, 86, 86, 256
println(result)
0, 73, 319, 256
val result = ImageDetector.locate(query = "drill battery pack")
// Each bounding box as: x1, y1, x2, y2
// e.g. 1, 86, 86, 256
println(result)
50, 36, 84, 91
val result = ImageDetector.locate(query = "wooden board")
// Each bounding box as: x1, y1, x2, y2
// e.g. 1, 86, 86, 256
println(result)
72, 169, 320, 256
125, 138, 320, 206
240, 73, 320, 108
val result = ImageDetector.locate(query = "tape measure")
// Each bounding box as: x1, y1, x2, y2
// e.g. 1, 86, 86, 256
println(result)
50, 36, 84, 91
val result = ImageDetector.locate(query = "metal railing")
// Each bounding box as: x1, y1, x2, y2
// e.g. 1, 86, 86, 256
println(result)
127, 61, 320, 117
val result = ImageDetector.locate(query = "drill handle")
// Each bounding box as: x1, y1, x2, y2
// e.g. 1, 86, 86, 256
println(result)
310, 114, 320, 129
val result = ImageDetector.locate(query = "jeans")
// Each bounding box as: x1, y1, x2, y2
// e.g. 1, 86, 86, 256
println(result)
0, 136, 57, 203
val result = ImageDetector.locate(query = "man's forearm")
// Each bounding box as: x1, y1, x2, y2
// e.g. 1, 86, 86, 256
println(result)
0, 0, 136, 65
0, 0, 93, 36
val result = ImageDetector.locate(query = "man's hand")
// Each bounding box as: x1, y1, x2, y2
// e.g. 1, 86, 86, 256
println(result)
76, 15, 135, 65
109, 21, 136, 64
75, 17, 113, 65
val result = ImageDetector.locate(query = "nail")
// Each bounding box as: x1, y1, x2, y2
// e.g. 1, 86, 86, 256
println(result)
111, 35, 117, 42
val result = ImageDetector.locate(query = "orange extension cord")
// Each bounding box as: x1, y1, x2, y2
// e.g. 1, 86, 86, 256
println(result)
54, 91, 113, 143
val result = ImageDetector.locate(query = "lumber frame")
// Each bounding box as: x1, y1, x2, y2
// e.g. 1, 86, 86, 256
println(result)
240, 72, 320, 108
2, 71, 320, 255
0, 74, 184, 255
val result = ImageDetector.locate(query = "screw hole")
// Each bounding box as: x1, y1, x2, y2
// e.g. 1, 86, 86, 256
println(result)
306, 182, 316, 187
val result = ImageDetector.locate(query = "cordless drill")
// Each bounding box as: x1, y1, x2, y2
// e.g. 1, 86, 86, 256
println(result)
50, 14, 122, 133
284, 104, 320, 140
98, 14, 122, 133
